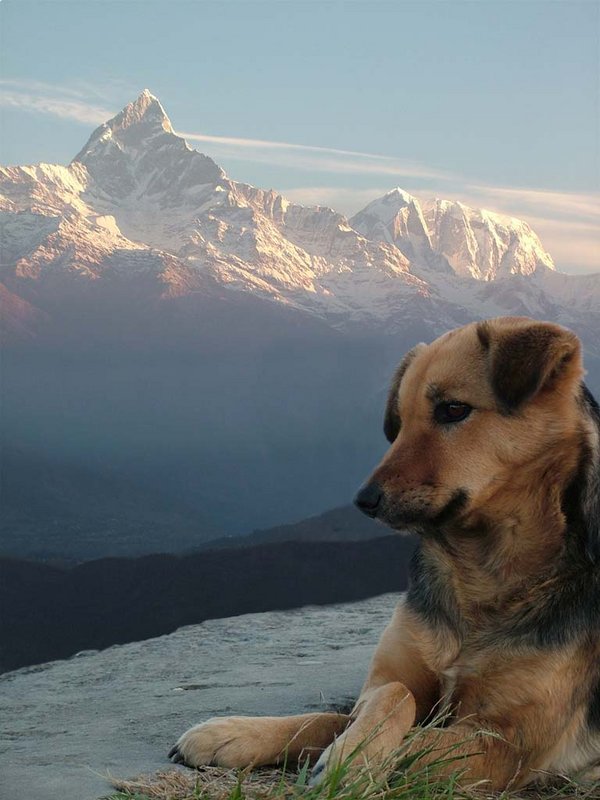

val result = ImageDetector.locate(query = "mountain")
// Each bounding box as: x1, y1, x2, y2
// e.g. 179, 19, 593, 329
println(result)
350, 188, 555, 281
194, 504, 388, 552
1, 91, 598, 547
1, 91, 424, 336
2, 90, 597, 345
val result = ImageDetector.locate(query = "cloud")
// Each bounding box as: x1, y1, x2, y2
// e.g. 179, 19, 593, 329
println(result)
0, 88, 112, 126
178, 130, 452, 181
459, 184, 599, 225
0, 77, 139, 104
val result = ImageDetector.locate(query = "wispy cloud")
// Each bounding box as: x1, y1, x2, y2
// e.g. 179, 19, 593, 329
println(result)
179, 133, 453, 180
0, 86, 112, 126
179, 130, 452, 181
0, 77, 138, 105
461, 184, 600, 224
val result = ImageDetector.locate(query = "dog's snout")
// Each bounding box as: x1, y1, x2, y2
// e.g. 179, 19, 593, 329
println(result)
354, 482, 383, 517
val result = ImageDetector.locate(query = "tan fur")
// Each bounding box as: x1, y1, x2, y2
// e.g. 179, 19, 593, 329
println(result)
171, 317, 600, 791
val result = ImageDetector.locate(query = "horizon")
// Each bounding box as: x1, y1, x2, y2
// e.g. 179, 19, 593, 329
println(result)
1, 1, 598, 275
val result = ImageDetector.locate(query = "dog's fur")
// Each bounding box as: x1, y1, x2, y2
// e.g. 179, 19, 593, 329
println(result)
170, 317, 600, 790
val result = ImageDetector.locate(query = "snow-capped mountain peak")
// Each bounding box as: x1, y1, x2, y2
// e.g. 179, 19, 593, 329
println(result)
350, 186, 436, 268
384, 187, 420, 206
73, 89, 174, 163
1, 92, 596, 351
421, 197, 555, 280
351, 189, 555, 282
71, 89, 224, 204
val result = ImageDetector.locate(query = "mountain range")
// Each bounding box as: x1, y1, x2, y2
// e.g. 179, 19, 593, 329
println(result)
1, 90, 598, 553
2, 89, 598, 347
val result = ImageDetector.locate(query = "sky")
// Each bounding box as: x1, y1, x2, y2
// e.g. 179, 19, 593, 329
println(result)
1, 0, 598, 274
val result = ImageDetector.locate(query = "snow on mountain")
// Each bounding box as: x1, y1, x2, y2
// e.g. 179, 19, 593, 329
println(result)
0, 90, 597, 345
350, 188, 555, 281
350, 188, 439, 269
423, 198, 555, 280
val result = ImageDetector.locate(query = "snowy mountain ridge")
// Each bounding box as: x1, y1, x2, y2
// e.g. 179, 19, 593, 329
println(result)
0, 90, 597, 345
350, 187, 555, 281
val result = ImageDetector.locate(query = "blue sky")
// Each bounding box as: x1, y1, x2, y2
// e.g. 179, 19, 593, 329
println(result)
1, 0, 598, 273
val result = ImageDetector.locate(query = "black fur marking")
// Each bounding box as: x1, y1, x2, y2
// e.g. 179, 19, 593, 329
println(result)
479, 323, 579, 413
431, 489, 469, 526
490, 328, 558, 411
583, 383, 600, 413
383, 345, 423, 443
501, 567, 600, 648
564, 384, 600, 563
588, 674, 600, 731
476, 322, 491, 350
406, 546, 461, 633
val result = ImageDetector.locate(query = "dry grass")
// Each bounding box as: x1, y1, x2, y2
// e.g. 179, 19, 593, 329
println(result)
106, 762, 600, 800
105, 715, 600, 800
109, 765, 294, 800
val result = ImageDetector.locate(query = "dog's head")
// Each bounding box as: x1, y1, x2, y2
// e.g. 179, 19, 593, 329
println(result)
355, 317, 599, 549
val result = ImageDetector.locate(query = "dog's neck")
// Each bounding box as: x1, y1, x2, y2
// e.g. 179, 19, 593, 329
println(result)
423, 437, 584, 622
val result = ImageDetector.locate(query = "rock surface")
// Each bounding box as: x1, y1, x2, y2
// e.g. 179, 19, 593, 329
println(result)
0, 593, 399, 800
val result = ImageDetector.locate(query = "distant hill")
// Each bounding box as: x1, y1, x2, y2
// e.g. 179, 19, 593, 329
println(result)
0, 442, 386, 562
0, 535, 416, 673
194, 505, 389, 551
0, 445, 223, 563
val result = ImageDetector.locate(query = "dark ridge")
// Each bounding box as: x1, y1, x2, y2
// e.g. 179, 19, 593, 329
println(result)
0, 535, 416, 673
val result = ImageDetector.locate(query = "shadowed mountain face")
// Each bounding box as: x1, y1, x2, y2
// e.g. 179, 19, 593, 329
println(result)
1, 91, 599, 558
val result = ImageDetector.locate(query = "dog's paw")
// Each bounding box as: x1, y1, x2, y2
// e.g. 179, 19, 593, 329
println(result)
308, 728, 367, 786
169, 717, 267, 769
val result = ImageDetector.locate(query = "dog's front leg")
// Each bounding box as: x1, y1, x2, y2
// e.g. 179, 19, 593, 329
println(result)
310, 707, 524, 790
170, 711, 350, 768
310, 682, 416, 784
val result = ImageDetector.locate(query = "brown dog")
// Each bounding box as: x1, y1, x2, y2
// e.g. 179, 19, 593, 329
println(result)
169, 317, 600, 790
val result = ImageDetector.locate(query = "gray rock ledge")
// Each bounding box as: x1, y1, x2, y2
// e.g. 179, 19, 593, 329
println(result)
0, 593, 399, 800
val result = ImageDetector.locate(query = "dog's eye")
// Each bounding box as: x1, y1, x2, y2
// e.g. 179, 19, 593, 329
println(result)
434, 402, 473, 425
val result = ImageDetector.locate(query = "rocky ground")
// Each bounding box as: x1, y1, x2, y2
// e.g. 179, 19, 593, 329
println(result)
0, 593, 399, 800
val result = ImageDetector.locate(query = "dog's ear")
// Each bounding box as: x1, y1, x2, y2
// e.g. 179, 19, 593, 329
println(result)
477, 318, 582, 412
384, 344, 426, 442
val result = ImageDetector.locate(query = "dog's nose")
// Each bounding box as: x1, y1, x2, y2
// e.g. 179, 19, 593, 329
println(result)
354, 482, 383, 517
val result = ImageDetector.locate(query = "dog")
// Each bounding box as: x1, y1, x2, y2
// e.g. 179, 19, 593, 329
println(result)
169, 316, 600, 790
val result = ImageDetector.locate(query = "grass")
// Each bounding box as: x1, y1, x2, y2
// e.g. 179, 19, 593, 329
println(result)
104, 721, 600, 800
